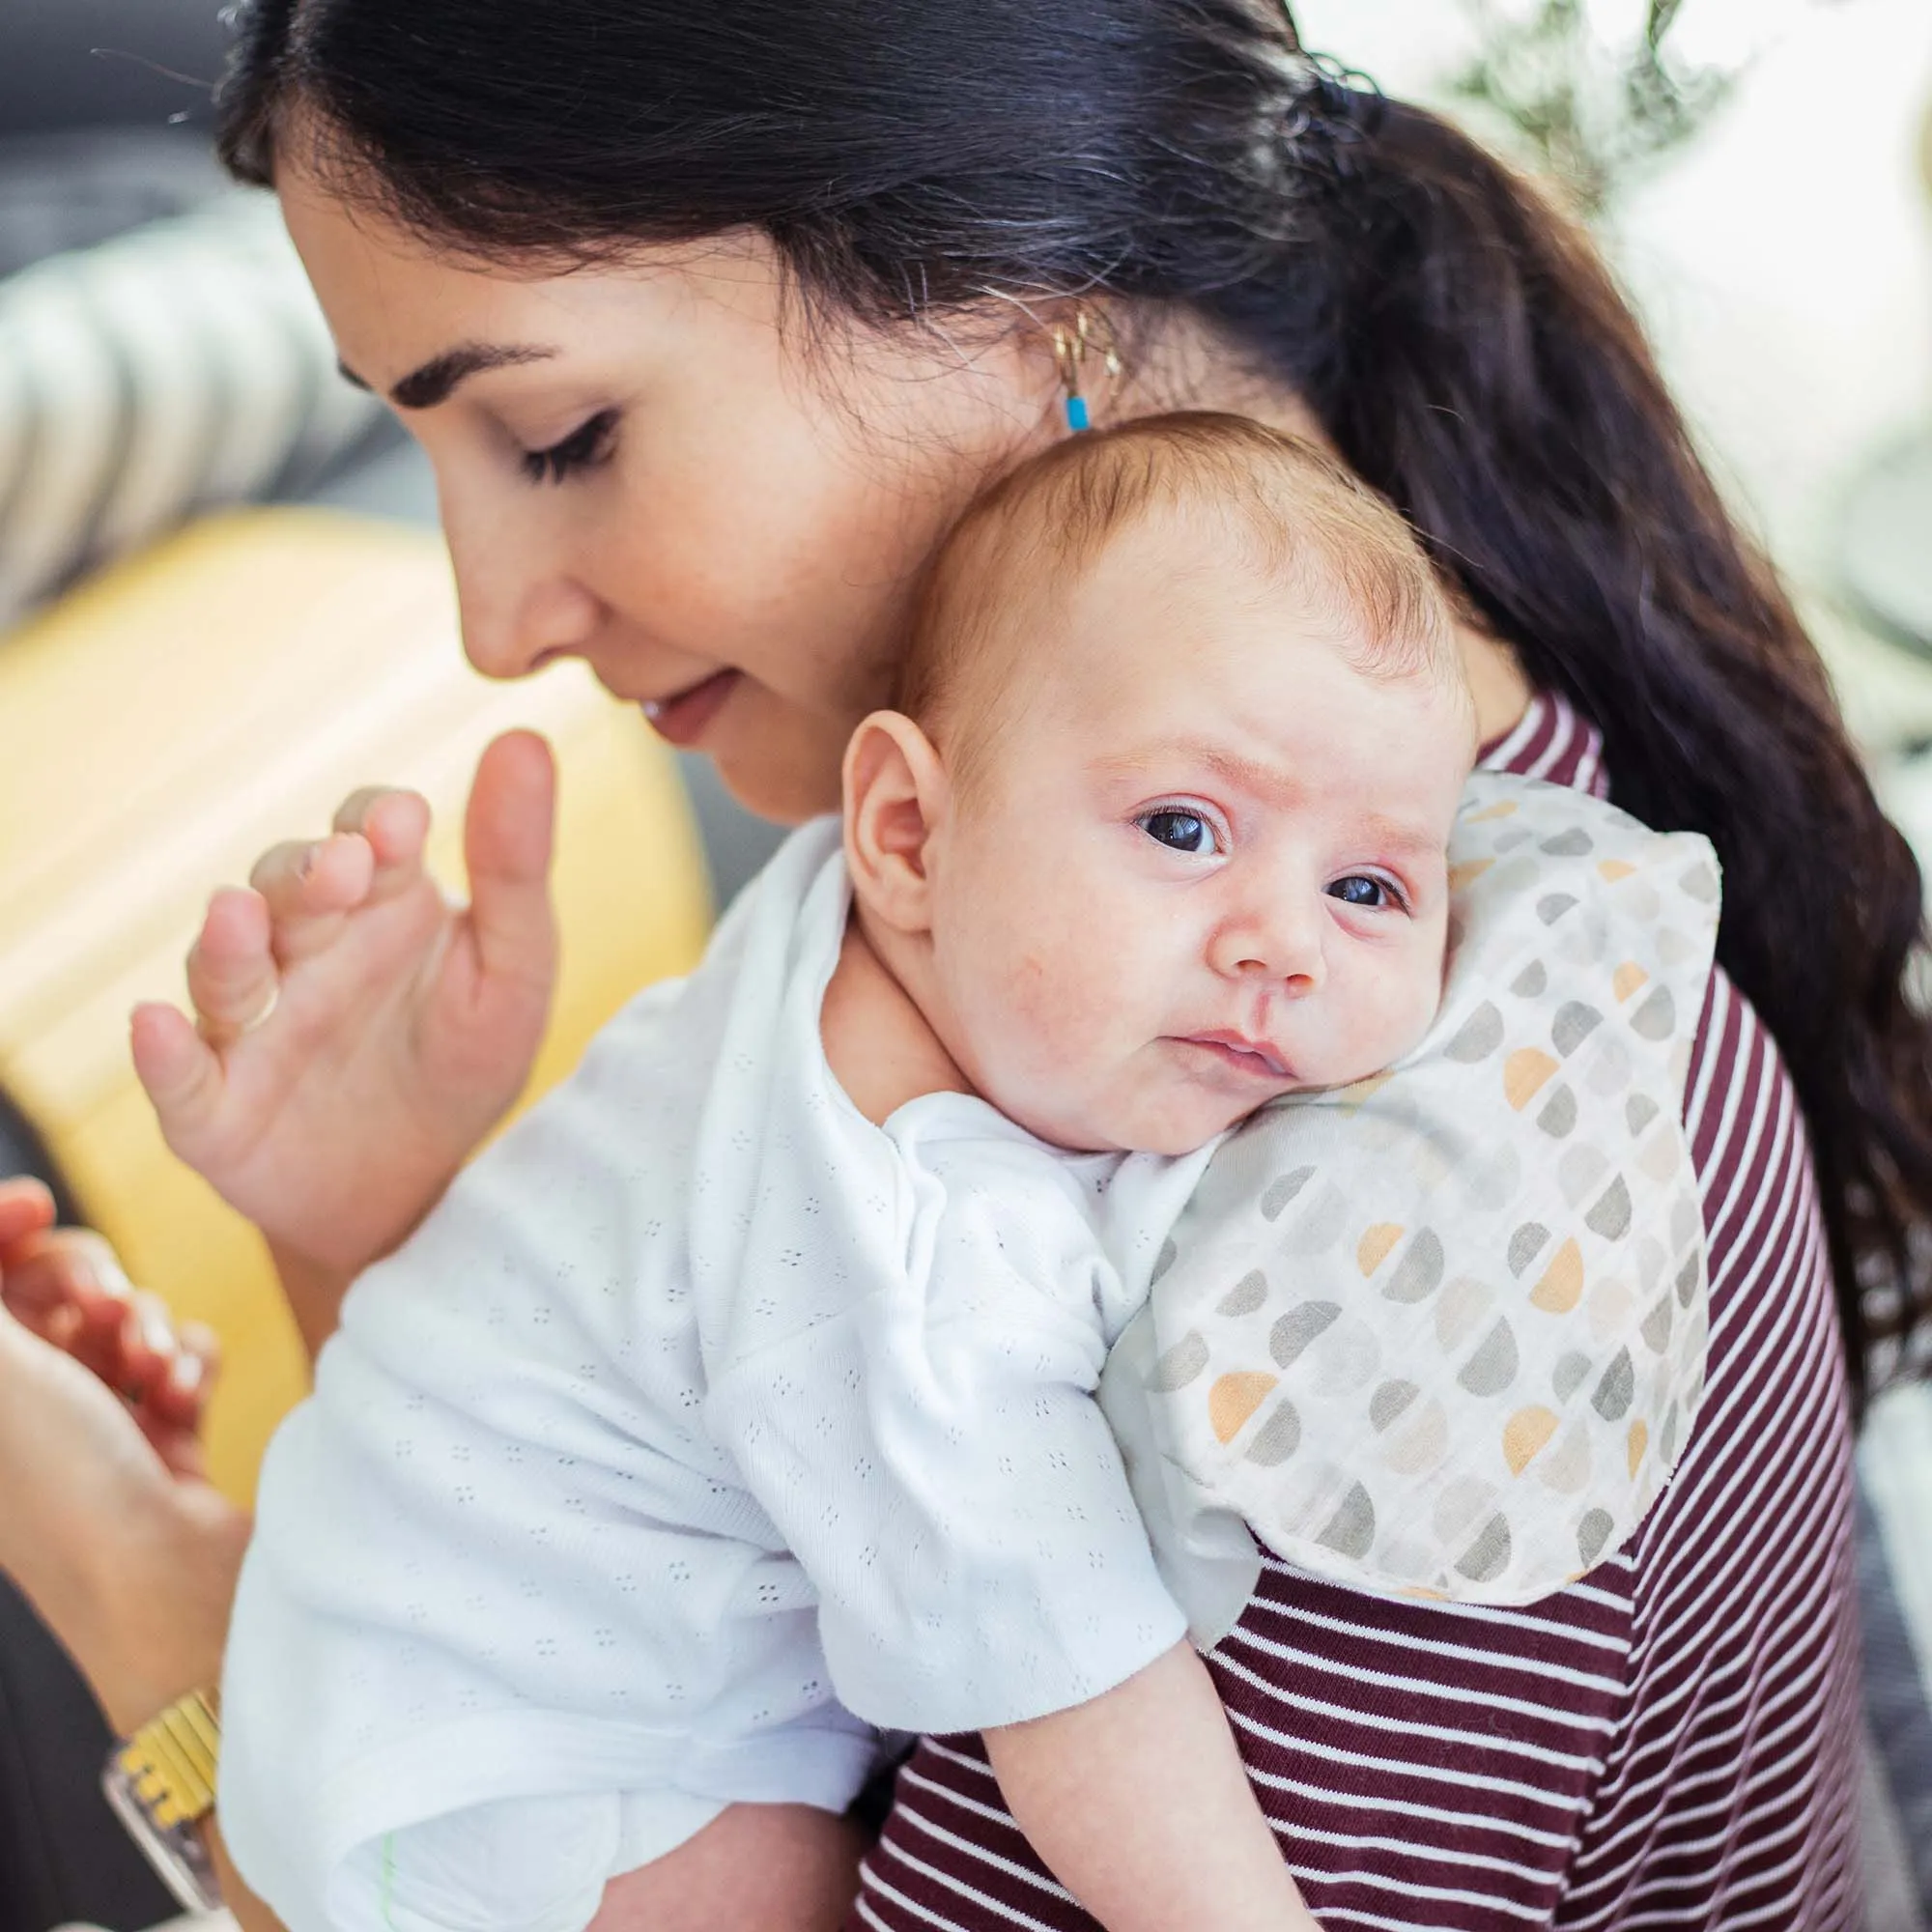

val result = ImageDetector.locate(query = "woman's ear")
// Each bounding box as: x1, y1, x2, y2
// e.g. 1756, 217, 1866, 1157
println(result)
842, 711, 951, 937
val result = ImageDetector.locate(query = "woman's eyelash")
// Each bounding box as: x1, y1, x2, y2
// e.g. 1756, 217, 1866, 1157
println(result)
521, 410, 620, 485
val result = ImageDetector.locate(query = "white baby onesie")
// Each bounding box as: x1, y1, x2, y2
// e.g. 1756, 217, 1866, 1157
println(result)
219, 819, 1204, 1932
223, 777, 1721, 1932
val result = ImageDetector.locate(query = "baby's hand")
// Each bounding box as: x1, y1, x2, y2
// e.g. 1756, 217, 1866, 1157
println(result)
131, 732, 558, 1281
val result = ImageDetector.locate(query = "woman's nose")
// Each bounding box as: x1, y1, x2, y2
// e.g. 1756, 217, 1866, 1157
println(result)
444, 499, 604, 681
462, 574, 605, 681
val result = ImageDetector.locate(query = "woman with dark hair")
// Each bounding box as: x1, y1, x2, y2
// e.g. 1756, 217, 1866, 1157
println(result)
1, 1, 1925, 1927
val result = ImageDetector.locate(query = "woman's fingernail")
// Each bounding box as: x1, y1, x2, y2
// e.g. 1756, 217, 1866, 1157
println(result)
60, 1254, 101, 1293
298, 842, 320, 880
143, 1309, 175, 1355
169, 1352, 205, 1395
91, 1255, 132, 1297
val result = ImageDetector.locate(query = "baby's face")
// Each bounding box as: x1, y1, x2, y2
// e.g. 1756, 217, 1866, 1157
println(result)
921, 530, 1473, 1156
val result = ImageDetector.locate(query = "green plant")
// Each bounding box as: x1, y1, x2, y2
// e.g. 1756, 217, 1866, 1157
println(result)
1449, 0, 1739, 214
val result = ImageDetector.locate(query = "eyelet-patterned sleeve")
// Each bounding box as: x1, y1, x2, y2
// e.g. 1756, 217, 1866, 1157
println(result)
707, 1106, 1200, 1736
219, 846, 882, 1932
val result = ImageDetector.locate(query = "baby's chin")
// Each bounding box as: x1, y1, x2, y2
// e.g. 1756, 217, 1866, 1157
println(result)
997, 1048, 1415, 1158
1089, 1059, 1404, 1156
1035, 1088, 1294, 1160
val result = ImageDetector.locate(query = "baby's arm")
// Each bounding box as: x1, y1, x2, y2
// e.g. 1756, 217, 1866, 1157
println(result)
759, 926, 1319, 1931
223, 975, 853, 1932
985, 1644, 1318, 1932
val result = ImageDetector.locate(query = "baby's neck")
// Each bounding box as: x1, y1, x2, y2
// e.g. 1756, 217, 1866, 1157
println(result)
820, 909, 974, 1127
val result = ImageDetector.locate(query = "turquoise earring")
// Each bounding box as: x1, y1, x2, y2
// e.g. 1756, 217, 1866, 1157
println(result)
1053, 312, 1122, 436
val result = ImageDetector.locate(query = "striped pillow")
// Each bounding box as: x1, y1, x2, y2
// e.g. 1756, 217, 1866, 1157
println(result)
0, 190, 383, 630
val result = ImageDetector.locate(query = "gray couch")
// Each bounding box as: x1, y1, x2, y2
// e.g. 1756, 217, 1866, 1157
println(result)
0, 12, 257, 1930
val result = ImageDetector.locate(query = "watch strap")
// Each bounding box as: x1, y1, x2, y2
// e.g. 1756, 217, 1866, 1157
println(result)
101, 1687, 223, 1913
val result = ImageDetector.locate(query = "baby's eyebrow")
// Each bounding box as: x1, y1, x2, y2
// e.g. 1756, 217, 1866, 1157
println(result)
1093, 740, 1302, 809
1355, 811, 1446, 867
1094, 741, 1443, 863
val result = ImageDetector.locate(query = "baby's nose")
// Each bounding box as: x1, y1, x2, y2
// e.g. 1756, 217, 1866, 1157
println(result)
1212, 903, 1326, 991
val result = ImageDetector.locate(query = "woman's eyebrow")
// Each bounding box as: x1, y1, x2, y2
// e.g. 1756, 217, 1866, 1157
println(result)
333, 342, 560, 410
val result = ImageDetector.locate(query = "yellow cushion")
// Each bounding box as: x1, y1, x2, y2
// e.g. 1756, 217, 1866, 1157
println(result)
0, 510, 713, 1502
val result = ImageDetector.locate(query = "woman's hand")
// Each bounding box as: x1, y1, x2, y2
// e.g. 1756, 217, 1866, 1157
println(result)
0, 1179, 215, 1461
0, 1180, 247, 1737
130, 731, 558, 1290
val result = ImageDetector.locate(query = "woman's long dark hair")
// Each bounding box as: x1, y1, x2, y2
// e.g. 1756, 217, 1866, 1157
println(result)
216, 0, 1932, 1402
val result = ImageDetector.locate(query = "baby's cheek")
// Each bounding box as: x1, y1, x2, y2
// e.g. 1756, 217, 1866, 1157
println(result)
1025, 957, 1121, 1072
1334, 954, 1442, 1082
1023, 946, 1143, 1098
969, 947, 1080, 1076
1383, 952, 1449, 1061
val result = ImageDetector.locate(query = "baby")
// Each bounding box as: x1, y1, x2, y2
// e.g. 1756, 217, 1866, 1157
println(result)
220, 414, 1476, 1932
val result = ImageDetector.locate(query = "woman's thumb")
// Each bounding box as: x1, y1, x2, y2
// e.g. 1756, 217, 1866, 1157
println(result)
0, 1179, 56, 1255
464, 730, 559, 989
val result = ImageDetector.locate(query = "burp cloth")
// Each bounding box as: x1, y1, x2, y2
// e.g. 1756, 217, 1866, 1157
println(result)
1099, 772, 1722, 1641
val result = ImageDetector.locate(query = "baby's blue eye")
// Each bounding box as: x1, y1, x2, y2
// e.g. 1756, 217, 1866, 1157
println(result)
1139, 810, 1219, 857
1328, 874, 1390, 908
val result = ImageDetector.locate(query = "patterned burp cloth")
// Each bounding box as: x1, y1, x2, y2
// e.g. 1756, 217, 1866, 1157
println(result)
1098, 772, 1722, 1641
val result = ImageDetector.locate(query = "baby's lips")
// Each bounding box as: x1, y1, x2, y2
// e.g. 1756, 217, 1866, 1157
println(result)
1181, 1029, 1296, 1080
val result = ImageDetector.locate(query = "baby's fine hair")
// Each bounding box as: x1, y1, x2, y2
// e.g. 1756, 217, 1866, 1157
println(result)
897, 411, 1466, 773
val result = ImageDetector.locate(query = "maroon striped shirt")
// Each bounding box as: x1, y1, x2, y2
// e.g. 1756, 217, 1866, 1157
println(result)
848, 694, 1861, 1931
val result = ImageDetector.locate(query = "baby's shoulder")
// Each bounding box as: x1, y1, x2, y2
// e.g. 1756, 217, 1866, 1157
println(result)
544, 819, 846, 1127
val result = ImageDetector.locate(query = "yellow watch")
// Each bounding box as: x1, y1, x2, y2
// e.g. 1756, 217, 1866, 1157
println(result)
101, 1687, 223, 1913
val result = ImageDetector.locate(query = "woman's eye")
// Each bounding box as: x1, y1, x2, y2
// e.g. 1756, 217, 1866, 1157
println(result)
1138, 810, 1221, 857
521, 410, 619, 485
1328, 874, 1396, 909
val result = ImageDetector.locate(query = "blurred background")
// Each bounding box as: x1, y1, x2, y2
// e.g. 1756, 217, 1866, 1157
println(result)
0, 1, 1927, 1927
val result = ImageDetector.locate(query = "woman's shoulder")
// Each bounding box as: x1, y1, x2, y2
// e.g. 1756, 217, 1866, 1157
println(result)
1601, 949, 1860, 1898
1478, 689, 1610, 798
1485, 691, 1815, 1251
1505, 692, 1831, 1285
1680, 962, 1814, 1257
1546, 702, 1855, 1712
1647, 957, 1848, 1509
1486, 688, 1850, 1585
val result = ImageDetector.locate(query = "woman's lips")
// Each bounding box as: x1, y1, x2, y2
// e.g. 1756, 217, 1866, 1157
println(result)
642, 669, 741, 748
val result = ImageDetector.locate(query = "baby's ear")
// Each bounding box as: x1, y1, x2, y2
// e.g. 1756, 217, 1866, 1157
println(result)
842, 711, 949, 936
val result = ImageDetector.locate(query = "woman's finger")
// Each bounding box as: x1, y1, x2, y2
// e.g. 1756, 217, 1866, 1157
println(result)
464, 731, 558, 992
116, 1291, 184, 1396
0, 1224, 215, 1435
185, 887, 280, 1044
144, 1321, 220, 1434
130, 1001, 228, 1138
248, 833, 378, 965
3, 1228, 129, 1326
0, 1230, 137, 1390
334, 786, 434, 902
68, 1269, 138, 1387
0, 1179, 56, 1256
139, 1407, 212, 1484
